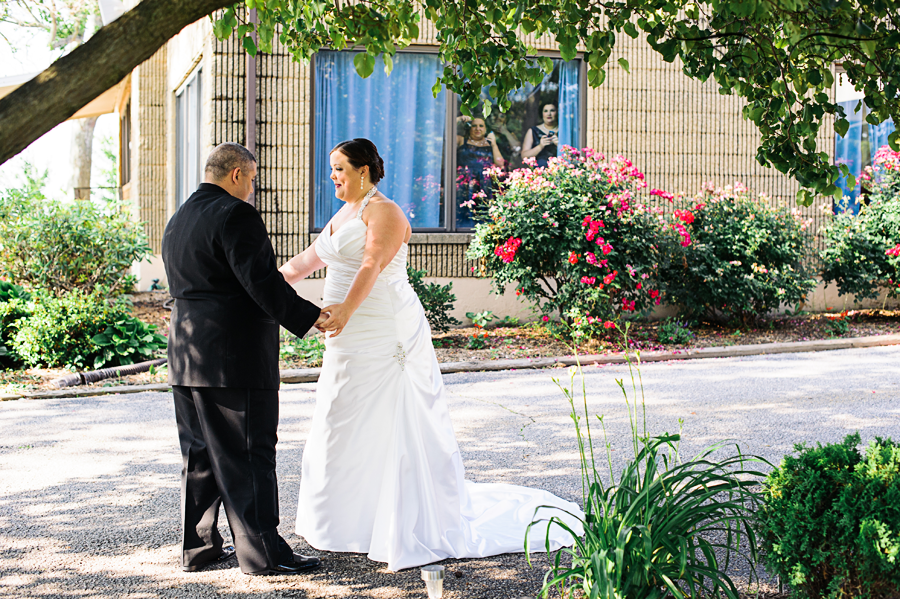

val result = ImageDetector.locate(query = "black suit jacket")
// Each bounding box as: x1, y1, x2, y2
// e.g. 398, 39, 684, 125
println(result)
161, 183, 320, 389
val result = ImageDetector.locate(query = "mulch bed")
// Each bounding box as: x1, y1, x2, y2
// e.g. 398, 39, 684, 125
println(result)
3, 289, 900, 394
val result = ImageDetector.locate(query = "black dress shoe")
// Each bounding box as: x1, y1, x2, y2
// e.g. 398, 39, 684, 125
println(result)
182, 545, 236, 572
249, 554, 322, 576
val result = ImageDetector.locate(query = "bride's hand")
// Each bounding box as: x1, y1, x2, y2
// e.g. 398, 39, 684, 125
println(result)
319, 303, 352, 337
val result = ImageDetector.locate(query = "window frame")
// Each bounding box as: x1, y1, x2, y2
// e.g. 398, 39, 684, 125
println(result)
120, 99, 132, 186
175, 65, 203, 209
308, 49, 586, 234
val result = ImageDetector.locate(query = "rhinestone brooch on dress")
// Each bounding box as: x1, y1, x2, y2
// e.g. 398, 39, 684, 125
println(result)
394, 343, 407, 371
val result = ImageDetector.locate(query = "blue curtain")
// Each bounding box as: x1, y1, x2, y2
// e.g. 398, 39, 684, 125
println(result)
557, 60, 580, 153
835, 99, 863, 213
314, 51, 446, 229
871, 119, 897, 157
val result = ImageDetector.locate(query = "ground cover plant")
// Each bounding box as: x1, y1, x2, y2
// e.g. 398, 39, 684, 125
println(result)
822, 145, 900, 302
10, 290, 138, 369
658, 182, 818, 324
468, 148, 663, 331
280, 331, 326, 368
90, 315, 167, 368
757, 433, 900, 598
528, 326, 766, 598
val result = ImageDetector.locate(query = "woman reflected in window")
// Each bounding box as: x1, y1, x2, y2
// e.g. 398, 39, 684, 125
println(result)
488, 112, 522, 170
456, 116, 504, 228
521, 103, 559, 167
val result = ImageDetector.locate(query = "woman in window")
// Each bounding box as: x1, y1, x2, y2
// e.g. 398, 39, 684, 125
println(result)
456, 116, 504, 228
488, 111, 522, 170
521, 103, 559, 167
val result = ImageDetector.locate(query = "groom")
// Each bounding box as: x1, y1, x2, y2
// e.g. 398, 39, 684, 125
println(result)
162, 142, 323, 575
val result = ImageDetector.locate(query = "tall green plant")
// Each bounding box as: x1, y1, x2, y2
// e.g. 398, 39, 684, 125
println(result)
0, 172, 151, 296
527, 325, 766, 598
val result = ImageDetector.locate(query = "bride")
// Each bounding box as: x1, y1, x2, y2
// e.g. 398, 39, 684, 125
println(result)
279, 138, 583, 571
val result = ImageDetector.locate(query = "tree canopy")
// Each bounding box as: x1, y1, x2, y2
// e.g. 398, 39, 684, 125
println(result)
2, 0, 898, 205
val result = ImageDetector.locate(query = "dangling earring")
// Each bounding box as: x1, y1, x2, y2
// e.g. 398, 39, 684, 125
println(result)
360, 177, 364, 190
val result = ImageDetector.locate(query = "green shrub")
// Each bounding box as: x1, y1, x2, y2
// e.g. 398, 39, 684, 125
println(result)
656, 317, 695, 345
0, 170, 151, 297
658, 182, 817, 323
467, 148, 663, 329
821, 146, 900, 300
530, 325, 765, 598
91, 315, 167, 368
11, 290, 132, 368
757, 433, 900, 599
407, 266, 462, 333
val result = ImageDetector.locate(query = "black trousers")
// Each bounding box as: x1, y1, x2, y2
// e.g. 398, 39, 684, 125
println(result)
173, 386, 293, 574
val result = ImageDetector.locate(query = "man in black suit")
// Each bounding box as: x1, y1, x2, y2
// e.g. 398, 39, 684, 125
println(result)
162, 142, 323, 575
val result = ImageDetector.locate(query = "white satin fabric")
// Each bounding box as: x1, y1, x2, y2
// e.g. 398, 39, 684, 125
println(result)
295, 199, 583, 571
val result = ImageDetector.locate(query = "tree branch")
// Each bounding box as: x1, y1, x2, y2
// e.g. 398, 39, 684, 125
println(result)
0, 0, 233, 165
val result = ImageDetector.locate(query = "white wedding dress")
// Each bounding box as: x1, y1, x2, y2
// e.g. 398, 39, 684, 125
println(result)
295, 197, 583, 571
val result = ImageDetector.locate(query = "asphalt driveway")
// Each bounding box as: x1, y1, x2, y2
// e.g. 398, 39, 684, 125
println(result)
1, 345, 899, 598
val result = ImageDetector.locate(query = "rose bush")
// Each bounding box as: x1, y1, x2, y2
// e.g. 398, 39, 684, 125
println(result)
467, 147, 664, 334
658, 182, 817, 323
821, 146, 900, 300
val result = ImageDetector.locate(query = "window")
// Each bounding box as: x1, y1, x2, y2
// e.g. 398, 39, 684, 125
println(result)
176, 67, 203, 208
835, 98, 896, 213
312, 52, 583, 231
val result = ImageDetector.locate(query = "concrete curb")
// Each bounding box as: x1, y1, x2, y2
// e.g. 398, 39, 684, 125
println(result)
5, 333, 900, 401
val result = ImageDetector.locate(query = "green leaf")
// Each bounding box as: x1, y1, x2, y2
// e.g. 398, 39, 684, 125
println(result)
588, 67, 606, 87
623, 21, 638, 39
860, 39, 878, 58
834, 118, 849, 138
242, 36, 258, 57
618, 58, 630, 74
353, 52, 375, 78
383, 53, 394, 76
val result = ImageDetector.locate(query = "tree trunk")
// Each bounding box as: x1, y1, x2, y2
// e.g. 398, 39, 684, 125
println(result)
70, 116, 98, 199
0, 0, 233, 166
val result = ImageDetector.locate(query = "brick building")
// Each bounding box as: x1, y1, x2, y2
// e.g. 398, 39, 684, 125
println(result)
120, 14, 852, 320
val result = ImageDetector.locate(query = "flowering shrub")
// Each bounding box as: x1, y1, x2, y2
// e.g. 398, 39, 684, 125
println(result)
467, 147, 664, 328
658, 182, 817, 322
821, 145, 900, 300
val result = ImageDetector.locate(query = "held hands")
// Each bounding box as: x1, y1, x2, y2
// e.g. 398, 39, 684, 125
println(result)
314, 310, 328, 331
317, 303, 352, 337
485, 132, 497, 146
539, 133, 557, 147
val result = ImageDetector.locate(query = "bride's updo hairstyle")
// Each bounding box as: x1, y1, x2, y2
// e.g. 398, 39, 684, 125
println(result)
331, 138, 385, 184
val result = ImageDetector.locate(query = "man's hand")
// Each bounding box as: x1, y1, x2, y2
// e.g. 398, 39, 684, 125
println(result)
314, 310, 329, 332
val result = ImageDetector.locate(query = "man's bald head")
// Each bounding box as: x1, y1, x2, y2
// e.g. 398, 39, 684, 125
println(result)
204, 143, 257, 202
205, 143, 257, 181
